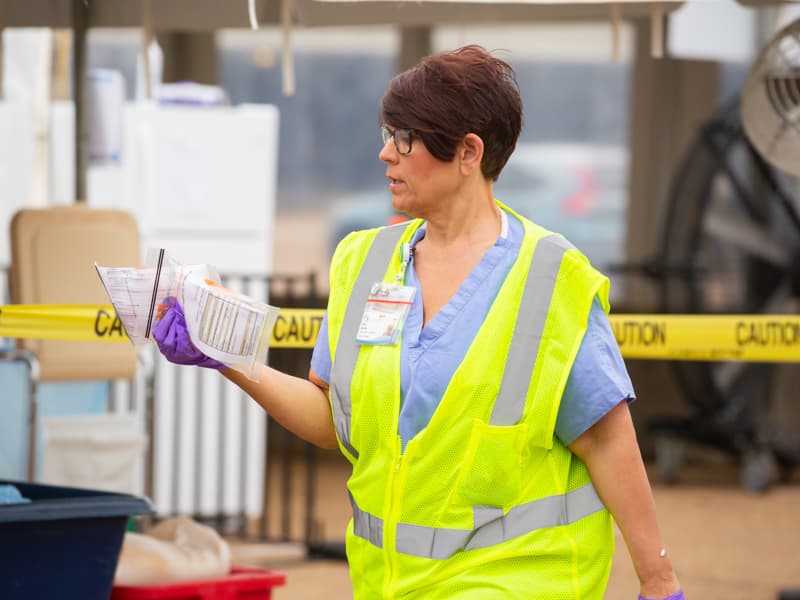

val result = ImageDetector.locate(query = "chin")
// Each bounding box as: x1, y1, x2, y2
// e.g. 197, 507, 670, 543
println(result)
391, 195, 423, 220
390, 197, 407, 213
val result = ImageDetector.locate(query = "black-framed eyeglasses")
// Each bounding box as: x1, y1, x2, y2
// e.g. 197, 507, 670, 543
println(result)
381, 125, 413, 155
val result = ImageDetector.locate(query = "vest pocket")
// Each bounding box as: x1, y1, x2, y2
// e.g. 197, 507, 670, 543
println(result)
454, 419, 529, 508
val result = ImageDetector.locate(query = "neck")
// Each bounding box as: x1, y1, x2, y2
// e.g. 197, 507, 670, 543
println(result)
421, 179, 500, 250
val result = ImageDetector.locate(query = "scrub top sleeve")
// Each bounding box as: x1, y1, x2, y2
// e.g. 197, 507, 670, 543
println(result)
554, 298, 636, 446
310, 311, 332, 385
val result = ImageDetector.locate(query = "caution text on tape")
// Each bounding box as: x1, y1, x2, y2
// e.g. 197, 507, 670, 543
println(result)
609, 315, 800, 362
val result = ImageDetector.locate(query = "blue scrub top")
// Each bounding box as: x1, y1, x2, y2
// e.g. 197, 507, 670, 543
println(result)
312, 205, 634, 448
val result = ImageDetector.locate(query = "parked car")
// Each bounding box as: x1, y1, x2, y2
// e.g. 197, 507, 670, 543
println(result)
328, 143, 628, 271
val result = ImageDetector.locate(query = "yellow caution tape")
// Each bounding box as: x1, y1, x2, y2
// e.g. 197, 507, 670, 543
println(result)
609, 314, 800, 362
0, 304, 328, 348
1, 305, 799, 362
269, 309, 325, 349
0, 304, 127, 342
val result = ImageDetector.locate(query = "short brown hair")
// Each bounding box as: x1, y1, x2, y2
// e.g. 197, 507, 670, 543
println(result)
380, 45, 523, 181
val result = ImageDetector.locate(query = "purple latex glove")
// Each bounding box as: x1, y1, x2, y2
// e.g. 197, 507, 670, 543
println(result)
638, 589, 686, 600
152, 297, 226, 370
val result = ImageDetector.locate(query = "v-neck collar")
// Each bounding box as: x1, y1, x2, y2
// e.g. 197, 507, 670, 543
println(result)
405, 207, 515, 347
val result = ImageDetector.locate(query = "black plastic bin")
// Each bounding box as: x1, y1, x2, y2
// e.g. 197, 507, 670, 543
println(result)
0, 479, 153, 600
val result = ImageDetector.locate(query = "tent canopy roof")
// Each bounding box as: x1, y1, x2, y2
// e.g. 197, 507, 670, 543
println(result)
2, 0, 686, 30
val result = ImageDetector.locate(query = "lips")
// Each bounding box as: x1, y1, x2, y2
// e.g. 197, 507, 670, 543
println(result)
387, 175, 405, 191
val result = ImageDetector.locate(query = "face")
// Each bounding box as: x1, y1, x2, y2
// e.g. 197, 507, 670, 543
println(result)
379, 125, 462, 219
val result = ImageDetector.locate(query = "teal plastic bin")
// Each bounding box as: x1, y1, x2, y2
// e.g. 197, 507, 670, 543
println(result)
0, 479, 153, 600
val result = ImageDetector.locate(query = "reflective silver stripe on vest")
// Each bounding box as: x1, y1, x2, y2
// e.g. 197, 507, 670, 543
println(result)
491, 234, 573, 426
351, 482, 605, 559
330, 224, 408, 459
350, 492, 384, 549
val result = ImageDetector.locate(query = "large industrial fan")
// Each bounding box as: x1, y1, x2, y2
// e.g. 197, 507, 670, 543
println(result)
648, 18, 800, 491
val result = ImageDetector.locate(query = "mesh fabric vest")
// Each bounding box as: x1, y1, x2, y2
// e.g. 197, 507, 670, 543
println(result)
326, 205, 614, 599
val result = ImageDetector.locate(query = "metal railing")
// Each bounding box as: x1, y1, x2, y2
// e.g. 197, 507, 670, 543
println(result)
152, 270, 326, 543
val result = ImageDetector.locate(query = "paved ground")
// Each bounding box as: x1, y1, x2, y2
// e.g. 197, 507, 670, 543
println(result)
229, 451, 800, 600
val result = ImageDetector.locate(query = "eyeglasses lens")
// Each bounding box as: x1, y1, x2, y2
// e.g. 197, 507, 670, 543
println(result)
381, 126, 412, 155
395, 130, 411, 155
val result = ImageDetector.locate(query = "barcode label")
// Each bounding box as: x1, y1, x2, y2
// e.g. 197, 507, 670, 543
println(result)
194, 286, 265, 356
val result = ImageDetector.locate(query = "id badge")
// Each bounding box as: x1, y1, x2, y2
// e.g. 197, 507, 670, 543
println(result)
356, 282, 416, 345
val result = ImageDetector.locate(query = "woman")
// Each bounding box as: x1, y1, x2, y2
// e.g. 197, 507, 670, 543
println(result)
154, 45, 684, 599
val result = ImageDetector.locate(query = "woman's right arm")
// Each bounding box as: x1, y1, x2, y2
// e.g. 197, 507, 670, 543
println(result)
152, 298, 339, 449
222, 366, 338, 449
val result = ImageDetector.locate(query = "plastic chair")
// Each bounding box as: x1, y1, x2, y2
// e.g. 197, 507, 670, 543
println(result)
7, 205, 141, 482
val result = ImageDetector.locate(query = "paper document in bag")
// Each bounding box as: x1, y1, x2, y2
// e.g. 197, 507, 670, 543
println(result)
94, 262, 183, 346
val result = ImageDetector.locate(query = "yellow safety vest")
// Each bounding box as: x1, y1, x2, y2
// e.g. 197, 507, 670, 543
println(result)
326, 203, 615, 599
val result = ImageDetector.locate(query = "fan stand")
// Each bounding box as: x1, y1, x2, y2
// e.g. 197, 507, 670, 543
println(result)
635, 100, 800, 492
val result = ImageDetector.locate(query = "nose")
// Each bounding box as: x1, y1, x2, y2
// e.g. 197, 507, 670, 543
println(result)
379, 138, 396, 163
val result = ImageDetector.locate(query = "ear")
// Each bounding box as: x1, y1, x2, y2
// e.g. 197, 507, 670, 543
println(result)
459, 133, 484, 177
